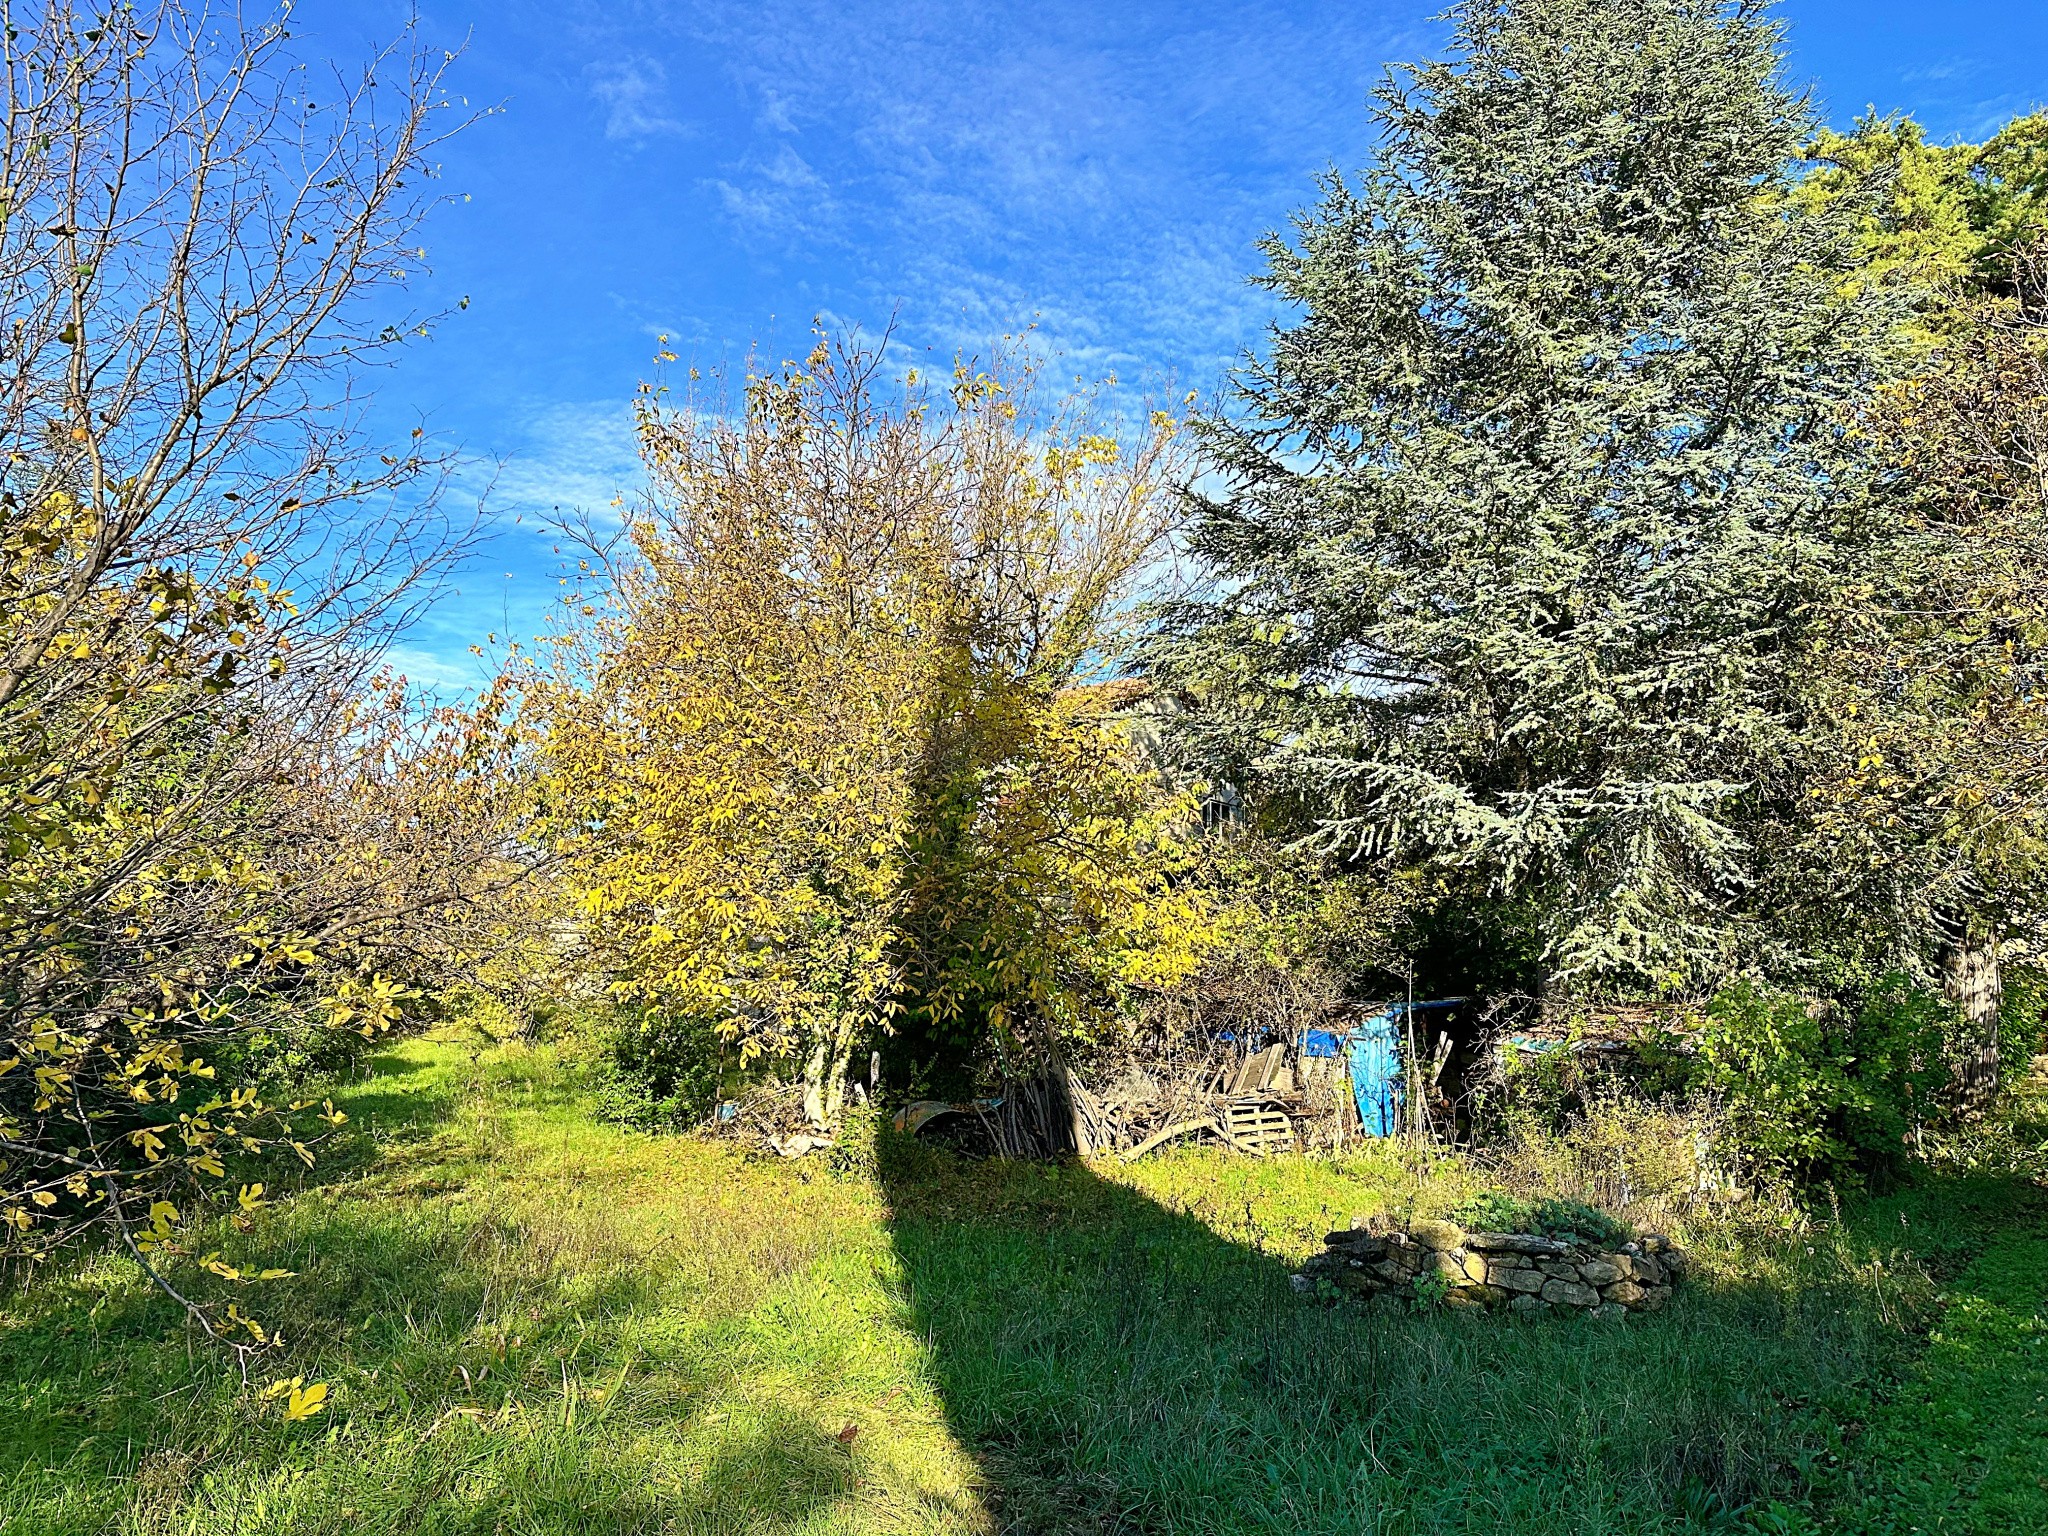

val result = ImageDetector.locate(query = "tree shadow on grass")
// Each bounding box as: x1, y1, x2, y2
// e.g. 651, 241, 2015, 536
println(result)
875, 1132, 1934, 1536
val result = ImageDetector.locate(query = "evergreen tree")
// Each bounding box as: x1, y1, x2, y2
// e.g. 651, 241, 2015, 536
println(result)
1145, 0, 1906, 992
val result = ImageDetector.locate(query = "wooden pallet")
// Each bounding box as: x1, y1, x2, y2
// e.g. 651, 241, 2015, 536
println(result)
1223, 1101, 1298, 1154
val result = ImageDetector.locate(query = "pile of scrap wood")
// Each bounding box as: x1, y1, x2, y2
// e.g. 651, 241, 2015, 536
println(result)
890, 1068, 1111, 1158
890, 1036, 1350, 1159
705, 1078, 842, 1157
1101, 1042, 1322, 1157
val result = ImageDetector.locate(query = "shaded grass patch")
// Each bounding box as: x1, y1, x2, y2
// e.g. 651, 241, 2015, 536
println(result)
3, 1031, 2042, 1535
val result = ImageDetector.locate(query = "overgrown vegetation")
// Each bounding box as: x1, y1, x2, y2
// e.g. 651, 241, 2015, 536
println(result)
0, 1, 530, 1349
1448, 1193, 1632, 1250
5, 0, 2048, 1531
527, 341, 1214, 1123
6, 1026, 2042, 1534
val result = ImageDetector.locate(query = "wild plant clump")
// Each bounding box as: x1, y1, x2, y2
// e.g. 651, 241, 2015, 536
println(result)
1450, 1194, 1630, 1251
586, 1009, 727, 1133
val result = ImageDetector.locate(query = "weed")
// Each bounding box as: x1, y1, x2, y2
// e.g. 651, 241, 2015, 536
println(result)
1450, 1192, 1631, 1247
1410, 1270, 1453, 1309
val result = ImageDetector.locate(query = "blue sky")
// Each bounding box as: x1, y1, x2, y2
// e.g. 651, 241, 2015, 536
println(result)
304, 0, 2048, 687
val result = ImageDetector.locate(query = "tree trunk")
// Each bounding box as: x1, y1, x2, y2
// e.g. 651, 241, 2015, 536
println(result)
1943, 923, 2004, 1110
802, 1016, 858, 1129
1059, 1061, 1095, 1155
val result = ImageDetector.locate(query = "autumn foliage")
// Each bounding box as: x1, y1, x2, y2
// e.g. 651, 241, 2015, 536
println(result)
0, 3, 530, 1350
533, 339, 1213, 1124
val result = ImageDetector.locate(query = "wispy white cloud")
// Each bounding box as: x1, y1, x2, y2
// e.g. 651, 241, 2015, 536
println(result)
364, 0, 2048, 695
397, 0, 1425, 686
410, 398, 649, 670
377, 640, 498, 696
710, 141, 831, 240
587, 55, 690, 141
486, 398, 647, 523
1835, 54, 2046, 143
1899, 59, 1972, 86
573, 0, 1426, 385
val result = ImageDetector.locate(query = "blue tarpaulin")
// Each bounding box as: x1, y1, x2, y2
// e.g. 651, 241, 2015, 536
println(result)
1347, 1010, 1402, 1136
1345, 1000, 1461, 1137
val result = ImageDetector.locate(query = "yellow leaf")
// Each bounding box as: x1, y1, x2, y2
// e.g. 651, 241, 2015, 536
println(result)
283, 1381, 329, 1421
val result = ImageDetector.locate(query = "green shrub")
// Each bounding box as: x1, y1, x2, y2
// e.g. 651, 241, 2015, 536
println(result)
1698, 977, 1951, 1185
825, 1101, 885, 1182
1841, 977, 1954, 1158
1490, 1024, 1601, 1130
2001, 965, 2048, 1086
1409, 1270, 1453, 1310
1451, 1192, 1631, 1249
1491, 1095, 1729, 1228
1484, 1016, 1691, 1136
589, 1007, 727, 1132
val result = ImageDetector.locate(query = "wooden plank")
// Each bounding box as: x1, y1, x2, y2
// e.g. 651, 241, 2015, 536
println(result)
1124, 1117, 1221, 1159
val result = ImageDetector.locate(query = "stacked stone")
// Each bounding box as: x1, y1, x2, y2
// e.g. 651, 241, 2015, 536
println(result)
1295, 1217, 1688, 1319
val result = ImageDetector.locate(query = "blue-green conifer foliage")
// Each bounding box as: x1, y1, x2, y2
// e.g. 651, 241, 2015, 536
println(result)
1147, 0, 1908, 989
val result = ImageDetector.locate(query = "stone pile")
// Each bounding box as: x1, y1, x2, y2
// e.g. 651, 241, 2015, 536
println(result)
1293, 1217, 1690, 1318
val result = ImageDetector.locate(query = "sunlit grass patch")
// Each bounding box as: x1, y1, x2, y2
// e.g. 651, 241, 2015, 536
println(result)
0, 1032, 986, 1536
3, 1031, 2042, 1535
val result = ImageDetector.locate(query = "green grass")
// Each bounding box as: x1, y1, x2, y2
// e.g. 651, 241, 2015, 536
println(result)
1, 1030, 2043, 1535
1802, 1185, 2048, 1534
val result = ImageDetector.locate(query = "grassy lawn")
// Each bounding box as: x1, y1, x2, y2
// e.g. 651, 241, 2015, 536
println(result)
2, 1029, 2044, 1535
1808, 1207, 2048, 1533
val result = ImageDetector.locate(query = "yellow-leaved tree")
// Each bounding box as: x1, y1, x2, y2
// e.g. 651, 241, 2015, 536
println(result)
535, 336, 1212, 1126
0, 4, 534, 1357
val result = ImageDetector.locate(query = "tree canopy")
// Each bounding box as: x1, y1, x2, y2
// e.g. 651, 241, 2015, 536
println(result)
1145, 0, 1910, 993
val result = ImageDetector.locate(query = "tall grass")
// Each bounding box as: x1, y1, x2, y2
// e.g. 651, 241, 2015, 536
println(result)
0, 1029, 2034, 1535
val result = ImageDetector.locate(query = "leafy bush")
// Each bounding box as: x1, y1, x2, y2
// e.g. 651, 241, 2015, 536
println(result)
1452, 1192, 1631, 1249
824, 1102, 885, 1182
589, 1009, 727, 1132
2001, 966, 2048, 1086
537, 340, 1205, 1131
1698, 978, 1952, 1185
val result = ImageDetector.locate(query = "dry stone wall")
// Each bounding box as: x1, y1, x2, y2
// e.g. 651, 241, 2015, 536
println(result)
1293, 1217, 1690, 1318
